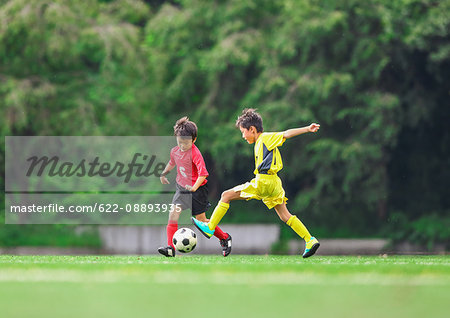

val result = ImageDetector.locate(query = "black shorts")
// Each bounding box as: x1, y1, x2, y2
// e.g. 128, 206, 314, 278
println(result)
172, 183, 211, 216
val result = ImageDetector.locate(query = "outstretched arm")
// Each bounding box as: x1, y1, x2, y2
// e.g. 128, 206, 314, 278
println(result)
283, 123, 320, 139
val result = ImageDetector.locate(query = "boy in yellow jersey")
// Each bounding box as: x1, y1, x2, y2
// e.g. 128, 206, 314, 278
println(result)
192, 108, 320, 258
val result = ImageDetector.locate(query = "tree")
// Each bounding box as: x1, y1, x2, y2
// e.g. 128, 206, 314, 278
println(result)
144, 0, 449, 235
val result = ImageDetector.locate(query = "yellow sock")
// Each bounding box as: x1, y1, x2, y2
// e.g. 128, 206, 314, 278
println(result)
286, 215, 311, 242
208, 201, 230, 231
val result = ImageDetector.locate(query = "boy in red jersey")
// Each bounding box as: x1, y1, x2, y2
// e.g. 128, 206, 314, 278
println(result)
193, 109, 320, 258
158, 117, 232, 257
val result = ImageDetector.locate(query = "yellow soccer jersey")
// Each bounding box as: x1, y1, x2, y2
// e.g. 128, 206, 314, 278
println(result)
253, 132, 286, 175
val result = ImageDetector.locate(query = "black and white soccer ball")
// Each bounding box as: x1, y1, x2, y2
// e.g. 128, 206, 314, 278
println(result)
173, 228, 197, 253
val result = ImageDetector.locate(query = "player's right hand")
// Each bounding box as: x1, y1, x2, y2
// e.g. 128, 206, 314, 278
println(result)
160, 176, 170, 184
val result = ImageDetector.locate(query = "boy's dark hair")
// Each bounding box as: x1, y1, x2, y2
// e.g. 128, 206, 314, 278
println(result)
235, 108, 263, 132
173, 116, 198, 140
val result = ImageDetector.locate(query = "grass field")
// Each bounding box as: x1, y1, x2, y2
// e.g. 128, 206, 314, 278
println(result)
0, 255, 448, 318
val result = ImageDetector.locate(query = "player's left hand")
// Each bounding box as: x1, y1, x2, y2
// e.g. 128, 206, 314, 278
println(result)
185, 185, 195, 192
308, 123, 320, 133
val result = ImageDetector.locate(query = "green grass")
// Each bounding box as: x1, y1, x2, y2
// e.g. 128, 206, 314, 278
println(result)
0, 255, 448, 318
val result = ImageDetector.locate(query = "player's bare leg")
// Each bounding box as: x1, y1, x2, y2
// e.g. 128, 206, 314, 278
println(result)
273, 203, 293, 222
274, 203, 320, 258
220, 189, 244, 203
168, 204, 182, 222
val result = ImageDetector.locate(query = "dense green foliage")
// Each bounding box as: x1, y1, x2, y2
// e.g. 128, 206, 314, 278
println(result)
1, 0, 449, 246
0, 222, 100, 247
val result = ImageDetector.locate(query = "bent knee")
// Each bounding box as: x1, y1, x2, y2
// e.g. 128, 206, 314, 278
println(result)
220, 190, 231, 199
220, 189, 235, 202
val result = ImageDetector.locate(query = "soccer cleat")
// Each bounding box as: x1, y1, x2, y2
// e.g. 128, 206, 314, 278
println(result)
302, 237, 320, 258
158, 246, 176, 257
191, 217, 214, 239
220, 234, 232, 257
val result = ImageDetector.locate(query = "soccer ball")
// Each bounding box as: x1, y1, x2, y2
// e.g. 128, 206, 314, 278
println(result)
173, 228, 197, 253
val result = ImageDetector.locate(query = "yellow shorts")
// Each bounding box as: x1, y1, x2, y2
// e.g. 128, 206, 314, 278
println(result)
233, 174, 288, 209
